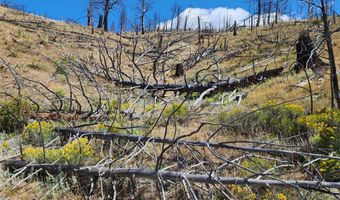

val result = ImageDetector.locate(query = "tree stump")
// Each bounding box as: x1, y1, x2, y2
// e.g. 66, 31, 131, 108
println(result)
175, 63, 184, 77
294, 31, 326, 76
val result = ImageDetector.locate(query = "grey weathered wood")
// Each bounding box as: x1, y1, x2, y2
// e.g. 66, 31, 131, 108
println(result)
4, 159, 340, 189
55, 127, 340, 160
113, 67, 284, 94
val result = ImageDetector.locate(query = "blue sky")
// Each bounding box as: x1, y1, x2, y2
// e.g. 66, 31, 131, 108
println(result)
6, 0, 340, 29
9, 0, 249, 21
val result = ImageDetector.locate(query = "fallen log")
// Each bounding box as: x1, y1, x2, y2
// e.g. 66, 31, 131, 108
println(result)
114, 67, 284, 94
55, 127, 340, 160
4, 159, 340, 189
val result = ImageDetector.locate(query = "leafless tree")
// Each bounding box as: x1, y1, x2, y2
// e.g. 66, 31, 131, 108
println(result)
175, 5, 182, 31
137, 0, 151, 34
119, 6, 127, 33
92, 0, 120, 32
87, 0, 93, 27
257, 0, 262, 27
319, 0, 340, 108
170, 2, 179, 31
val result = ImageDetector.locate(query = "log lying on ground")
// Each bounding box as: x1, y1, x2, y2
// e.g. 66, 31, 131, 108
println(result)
55, 127, 340, 160
114, 67, 284, 93
4, 159, 340, 189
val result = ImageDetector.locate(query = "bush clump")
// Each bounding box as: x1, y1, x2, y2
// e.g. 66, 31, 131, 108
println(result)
23, 138, 95, 165
0, 98, 32, 133
256, 103, 306, 138
298, 109, 340, 181
22, 121, 56, 146
217, 106, 256, 133
163, 102, 189, 120
238, 157, 273, 177
298, 109, 340, 152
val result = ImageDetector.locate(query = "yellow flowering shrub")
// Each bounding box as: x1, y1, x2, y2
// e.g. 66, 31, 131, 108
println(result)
145, 104, 160, 112
23, 138, 95, 165
229, 185, 256, 200
120, 102, 131, 110
276, 193, 288, 200
260, 189, 289, 200
22, 121, 56, 146
319, 159, 340, 181
23, 146, 61, 163
228, 186, 289, 200
1, 140, 10, 149
298, 109, 340, 181
298, 109, 340, 152
61, 138, 95, 165
95, 123, 108, 132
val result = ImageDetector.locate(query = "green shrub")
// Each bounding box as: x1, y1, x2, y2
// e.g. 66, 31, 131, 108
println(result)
239, 157, 273, 177
163, 102, 189, 120
217, 106, 257, 133
256, 103, 306, 138
22, 121, 56, 146
0, 98, 32, 133
95, 122, 123, 133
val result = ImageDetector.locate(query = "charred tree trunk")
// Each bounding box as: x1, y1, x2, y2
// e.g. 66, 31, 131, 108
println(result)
103, 0, 110, 32
87, 0, 92, 27
141, 0, 145, 34
268, 0, 272, 25
175, 63, 184, 77
198, 16, 201, 44
275, 0, 279, 24
321, 0, 340, 108
294, 31, 325, 76
97, 15, 103, 29
257, 0, 261, 27
233, 21, 237, 36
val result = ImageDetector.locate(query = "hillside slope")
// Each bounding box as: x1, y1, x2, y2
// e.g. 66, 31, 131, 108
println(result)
1, 5, 340, 199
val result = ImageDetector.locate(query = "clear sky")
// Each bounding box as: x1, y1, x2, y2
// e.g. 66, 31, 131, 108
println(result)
6, 0, 340, 29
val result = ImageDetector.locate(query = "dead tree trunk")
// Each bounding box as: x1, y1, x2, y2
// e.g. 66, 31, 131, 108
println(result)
97, 15, 103, 28
198, 16, 201, 44
175, 63, 184, 77
257, 0, 261, 27
275, 0, 279, 24
87, 0, 92, 27
321, 0, 340, 108
267, 0, 272, 25
103, 0, 110, 32
294, 31, 325, 76
233, 21, 237, 36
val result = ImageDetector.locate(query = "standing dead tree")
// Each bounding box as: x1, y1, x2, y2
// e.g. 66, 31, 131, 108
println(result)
92, 0, 120, 32
137, 0, 151, 35
320, 0, 340, 108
